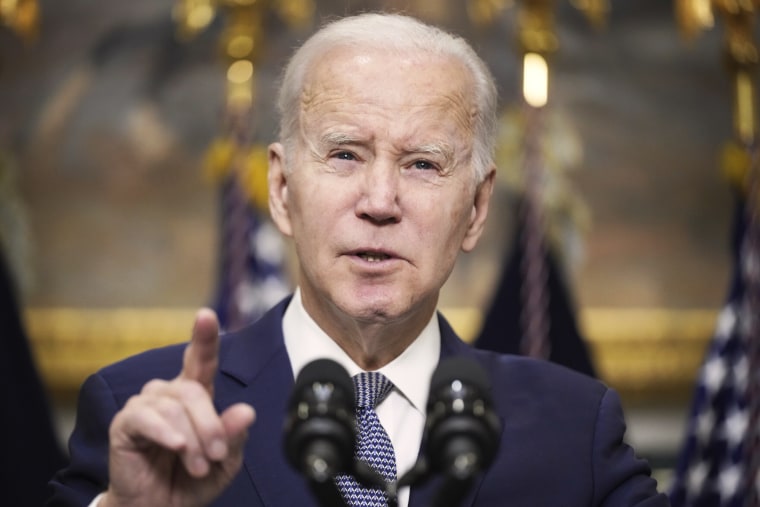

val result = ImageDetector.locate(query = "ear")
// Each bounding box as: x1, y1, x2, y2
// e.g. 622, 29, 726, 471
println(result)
461, 166, 495, 253
268, 142, 293, 237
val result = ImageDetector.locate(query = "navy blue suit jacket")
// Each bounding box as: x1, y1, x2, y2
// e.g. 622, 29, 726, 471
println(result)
49, 298, 669, 506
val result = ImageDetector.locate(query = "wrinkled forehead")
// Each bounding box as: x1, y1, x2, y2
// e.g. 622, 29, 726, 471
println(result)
304, 44, 473, 92
299, 45, 478, 135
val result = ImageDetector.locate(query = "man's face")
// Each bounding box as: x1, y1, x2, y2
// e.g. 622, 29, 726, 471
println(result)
269, 46, 494, 329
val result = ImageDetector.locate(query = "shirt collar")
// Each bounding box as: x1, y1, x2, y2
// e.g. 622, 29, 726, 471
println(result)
283, 288, 440, 414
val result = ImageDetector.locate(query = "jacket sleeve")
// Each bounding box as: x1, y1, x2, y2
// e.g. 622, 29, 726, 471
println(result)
592, 388, 670, 506
47, 372, 118, 506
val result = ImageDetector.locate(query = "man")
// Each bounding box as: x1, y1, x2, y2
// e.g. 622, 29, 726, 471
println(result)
48, 12, 669, 507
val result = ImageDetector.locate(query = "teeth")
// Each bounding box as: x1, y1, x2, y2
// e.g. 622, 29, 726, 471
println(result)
360, 253, 389, 262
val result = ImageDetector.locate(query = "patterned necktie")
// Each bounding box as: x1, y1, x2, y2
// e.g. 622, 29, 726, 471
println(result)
336, 372, 397, 506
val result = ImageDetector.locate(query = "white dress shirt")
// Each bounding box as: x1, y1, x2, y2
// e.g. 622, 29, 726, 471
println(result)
284, 289, 440, 507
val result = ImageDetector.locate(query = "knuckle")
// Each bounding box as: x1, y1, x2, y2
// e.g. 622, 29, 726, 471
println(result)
177, 379, 209, 402
141, 378, 169, 394
155, 398, 185, 421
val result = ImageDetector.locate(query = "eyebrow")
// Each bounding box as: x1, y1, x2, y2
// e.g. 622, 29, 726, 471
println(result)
319, 131, 365, 147
409, 142, 455, 164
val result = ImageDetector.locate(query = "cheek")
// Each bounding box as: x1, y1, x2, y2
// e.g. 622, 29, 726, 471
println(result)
288, 173, 323, 214
289, 177, 348, 239
439, 193, 474, 237
413, 201, 469, 264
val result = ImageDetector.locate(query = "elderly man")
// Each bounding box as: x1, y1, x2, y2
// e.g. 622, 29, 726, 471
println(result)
48, 12, 669, 507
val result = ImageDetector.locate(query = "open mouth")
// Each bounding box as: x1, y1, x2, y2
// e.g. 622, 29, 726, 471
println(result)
357, 252, 391, 263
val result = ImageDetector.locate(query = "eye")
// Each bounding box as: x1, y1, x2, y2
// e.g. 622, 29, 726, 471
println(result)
333, 151, 357, 161
412, 160, 436, 171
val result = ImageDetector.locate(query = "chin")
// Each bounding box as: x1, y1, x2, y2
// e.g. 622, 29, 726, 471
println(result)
338, 292, 405, 322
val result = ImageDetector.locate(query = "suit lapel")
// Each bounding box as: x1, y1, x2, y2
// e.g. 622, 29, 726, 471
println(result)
408, 313, 499, 507
215, 298, 318, 506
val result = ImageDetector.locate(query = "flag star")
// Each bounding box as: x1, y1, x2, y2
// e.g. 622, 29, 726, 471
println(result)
252, 221, 286, 264
738, 300, 754, 337
260, 275, 290, 307
718, 464, 742, 501
695, 408, 715, 444
235, 280, 259, 316
715, 305, 737, 341
722, 408, 748, 448
687, 461, 709, 497
734, 356, 748, 392
703, 356, 727, 393
236, 276, 290, 316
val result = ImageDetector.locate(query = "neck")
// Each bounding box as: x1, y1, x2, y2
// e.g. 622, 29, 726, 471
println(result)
300, 292, 436, 371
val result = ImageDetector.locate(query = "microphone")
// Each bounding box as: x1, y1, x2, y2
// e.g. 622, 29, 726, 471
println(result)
423, 356, 501, 507
283, 358, 355, 506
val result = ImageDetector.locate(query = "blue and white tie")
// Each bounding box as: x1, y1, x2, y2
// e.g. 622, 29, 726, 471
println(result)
336, 372, 397, 506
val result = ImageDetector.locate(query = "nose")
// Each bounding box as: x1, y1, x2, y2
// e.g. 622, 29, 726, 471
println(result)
355, 160, 402, 224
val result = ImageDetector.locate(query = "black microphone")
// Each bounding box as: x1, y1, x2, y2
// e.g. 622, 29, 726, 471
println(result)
423, 356, 501, 507
283, 358, 355, 506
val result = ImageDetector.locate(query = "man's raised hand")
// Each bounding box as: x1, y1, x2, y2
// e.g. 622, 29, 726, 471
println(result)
101, 308, 256, 507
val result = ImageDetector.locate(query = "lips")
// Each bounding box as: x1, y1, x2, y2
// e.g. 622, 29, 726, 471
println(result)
357, 252, 391, 262
347, 248, 399, 263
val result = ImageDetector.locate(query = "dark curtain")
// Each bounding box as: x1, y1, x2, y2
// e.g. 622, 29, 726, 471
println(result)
0, 251, 67, 505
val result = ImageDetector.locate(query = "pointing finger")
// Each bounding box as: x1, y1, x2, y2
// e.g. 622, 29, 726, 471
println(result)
180, 308, 221, 393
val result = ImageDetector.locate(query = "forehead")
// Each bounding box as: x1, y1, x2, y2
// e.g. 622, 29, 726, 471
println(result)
299, 45, 476, 143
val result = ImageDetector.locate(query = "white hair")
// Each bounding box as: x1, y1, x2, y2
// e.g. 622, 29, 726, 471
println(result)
275, 12, 498, 184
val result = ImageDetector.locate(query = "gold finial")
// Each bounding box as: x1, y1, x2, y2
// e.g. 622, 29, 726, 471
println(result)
218, 0, 268, 112
570, 0, 610, 30
517, 1, 557, 107
466, 0, 514, 27
0, 0, 40, 44
678, 1, 759, 193
518, 0, 559, 56
675, 0, 715, 39
468, 1, 609, 106
715, 0, 759, 145
174, 0, 314, 112
274, 0, 315, 30
173, 0, 217, 42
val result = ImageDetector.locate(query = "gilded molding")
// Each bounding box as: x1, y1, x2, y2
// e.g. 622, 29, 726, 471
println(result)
25, 307, 715, 402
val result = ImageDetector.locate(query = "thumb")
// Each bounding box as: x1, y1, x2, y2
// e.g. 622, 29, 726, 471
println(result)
222, 403, 256, 445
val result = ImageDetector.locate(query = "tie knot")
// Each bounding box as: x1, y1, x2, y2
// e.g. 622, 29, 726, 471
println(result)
353, 372, 393, 409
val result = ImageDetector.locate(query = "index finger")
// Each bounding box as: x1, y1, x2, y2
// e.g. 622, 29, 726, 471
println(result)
180, 307, 221, 392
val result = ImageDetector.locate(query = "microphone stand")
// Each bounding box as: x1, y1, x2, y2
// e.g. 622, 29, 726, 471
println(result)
306, 478, 349, 507
397, 458, 483, 507
427, 446, 482, 507
430, 475, 474, 507
300, 448, 349, 507
355, 459, 400, 507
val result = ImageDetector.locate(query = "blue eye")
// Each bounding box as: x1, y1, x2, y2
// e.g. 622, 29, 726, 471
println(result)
413, 160, 435, 170
335, 151, 356, 161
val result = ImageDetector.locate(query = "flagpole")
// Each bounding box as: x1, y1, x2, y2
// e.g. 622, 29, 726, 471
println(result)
519, 46, 552, 359
173, 0, 313, 330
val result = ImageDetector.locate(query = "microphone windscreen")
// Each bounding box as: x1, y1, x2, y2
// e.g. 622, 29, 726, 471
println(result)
293, 358, 354, 399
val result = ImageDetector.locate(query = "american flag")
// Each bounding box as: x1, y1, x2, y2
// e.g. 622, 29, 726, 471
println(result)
669, 198, 760, 507
212, 171, 290, 332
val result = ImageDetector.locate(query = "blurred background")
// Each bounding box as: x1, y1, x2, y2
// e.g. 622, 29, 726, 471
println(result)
1, 0, 757, 501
